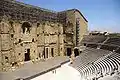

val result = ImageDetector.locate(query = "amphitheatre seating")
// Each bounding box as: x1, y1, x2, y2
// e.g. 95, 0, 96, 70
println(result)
98, 67, 120, 80
82, 52, 120, 80
70, 47, 120, 80
104, 37, 120, 46
70, 48, 110, 71
70, 36, 120, 80
81, 35, 107, 44
86, 44, 98, 48
100, 45, 118, 51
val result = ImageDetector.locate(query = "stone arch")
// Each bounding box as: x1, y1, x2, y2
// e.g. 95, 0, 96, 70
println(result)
21, 22, 31, 34
37, 23, 40, 27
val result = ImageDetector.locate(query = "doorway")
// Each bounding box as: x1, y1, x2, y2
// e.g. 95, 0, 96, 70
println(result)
43, 49, 45, 59
74, 48, 79, 57
67, 48, 72, 56
24, 49, 30, 61
51, 48, 54, 57
46, 48, 48, 58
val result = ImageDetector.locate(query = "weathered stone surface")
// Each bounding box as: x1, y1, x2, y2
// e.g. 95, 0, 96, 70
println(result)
0, 0, 88, 71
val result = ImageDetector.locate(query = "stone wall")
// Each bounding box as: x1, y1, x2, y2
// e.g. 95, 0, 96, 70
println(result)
0, 20, 65, 71
65, 9, 88, 47
0, 0, 58, 23
75, 11, 88, 43
0, 0, 88, 72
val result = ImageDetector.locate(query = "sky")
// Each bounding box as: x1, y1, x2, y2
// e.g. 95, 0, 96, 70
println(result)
16, 0, 120, 33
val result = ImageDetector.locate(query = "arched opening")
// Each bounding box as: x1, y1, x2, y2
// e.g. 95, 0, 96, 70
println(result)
37, 23, 40, 27
9, 21, 13, 27
21, 22, 31, 34
74, 48, 79, 57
